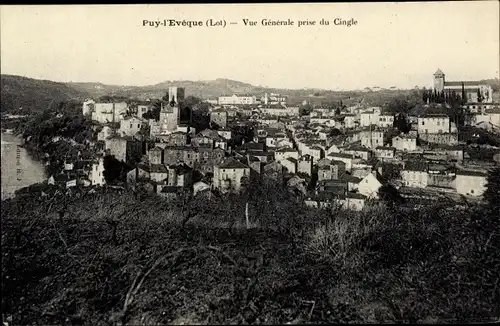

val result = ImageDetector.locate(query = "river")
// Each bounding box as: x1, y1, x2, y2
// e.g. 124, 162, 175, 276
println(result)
1, 132, 46, 200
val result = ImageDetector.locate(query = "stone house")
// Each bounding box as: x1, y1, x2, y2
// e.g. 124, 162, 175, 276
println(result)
157, 131, 188, 147
298, 154, 314, 176
327, 152, 355, 172
274, 147, 300, 163
392, 134, 418, 152
377, 114, 394, 128
401, 160, 429, 188
148, 146, 164, 164
213, 158, 251, 193
150, 164, 170, 183
120, 116, 145, 137
360, 129, 384, 149
417, 114, 450, 134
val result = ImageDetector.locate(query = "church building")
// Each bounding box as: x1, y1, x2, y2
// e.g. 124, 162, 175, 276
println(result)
433, 69, 493, 103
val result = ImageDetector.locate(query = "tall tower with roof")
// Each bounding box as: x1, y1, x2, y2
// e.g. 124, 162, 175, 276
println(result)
433, 69, 445, 92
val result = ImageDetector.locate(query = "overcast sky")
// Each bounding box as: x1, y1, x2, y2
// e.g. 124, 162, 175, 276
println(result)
1, 2, 499, 90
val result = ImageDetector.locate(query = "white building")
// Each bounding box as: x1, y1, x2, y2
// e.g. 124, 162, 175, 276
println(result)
360, 130, 384, 149
218, 94, 257, 105
377, 114, 394, 128
417, 114, 450, 135
392, 135, 417, 152
91, 102, 129, 124
90, 157, 106, 186
274, 147, 300, 163
455, 171, 488, 197
259, 105, 300, 117
357, 172, 383, 199
360, 110, 380, 127
120, 116, 145, 137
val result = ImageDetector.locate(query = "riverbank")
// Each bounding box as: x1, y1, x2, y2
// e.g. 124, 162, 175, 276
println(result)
1, 133, 46, 200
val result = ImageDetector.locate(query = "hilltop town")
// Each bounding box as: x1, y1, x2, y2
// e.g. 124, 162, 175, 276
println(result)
12, 69, 498, 210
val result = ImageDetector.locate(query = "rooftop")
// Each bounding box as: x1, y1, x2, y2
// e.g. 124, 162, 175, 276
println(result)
150, 164, 169, 174
444, 81, 489, 87
218, 157, 250, 169
328, 152, 354, 159
456, 170, 487, 177
275, 147, 297, 153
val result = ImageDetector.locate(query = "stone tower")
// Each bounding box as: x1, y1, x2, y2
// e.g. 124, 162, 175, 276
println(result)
168, 87, 185, 104
433, 69, 445, 92
159, 102, 179, 133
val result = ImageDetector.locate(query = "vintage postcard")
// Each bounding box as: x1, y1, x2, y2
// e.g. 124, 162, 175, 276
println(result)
1, 2, 499, 325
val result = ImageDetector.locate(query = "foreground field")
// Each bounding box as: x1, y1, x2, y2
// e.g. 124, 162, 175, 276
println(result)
2, 188, 499, 325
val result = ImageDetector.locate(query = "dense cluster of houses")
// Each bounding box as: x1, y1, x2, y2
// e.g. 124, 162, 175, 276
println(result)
47, 74, 500, 210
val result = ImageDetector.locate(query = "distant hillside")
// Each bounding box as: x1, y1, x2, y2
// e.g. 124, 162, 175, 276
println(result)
3, 74, 498, 116
69, 78, 275, 100
67, 78, 350, 102
1, 75, 88, 114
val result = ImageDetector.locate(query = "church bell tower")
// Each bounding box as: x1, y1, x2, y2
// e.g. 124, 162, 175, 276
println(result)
433, 69, 445, 92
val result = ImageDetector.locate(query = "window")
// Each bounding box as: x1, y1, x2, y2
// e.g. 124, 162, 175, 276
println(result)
422, 121, 425, 125
130, 123, 132, 128
437, 121, 440, 126
471, 189, 474, 194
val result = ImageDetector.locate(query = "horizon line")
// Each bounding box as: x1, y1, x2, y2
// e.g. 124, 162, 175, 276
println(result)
2, 72, 499, 94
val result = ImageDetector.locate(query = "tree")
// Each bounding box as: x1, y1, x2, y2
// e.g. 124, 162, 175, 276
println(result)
329, 128, 343, 137
393, 113, 411, 134
461, 82, 466, 105
300, 104, 313, 116
483, 167, 500, 208
378, 184, 405, 209
143, 101, 161, 121
103, 155, 127, 184
191, 104, 210, 132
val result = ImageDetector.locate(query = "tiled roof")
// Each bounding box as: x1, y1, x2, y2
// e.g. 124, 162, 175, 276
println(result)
150, 164, 169, 174
328, 153, 354, 159
218, 157, 250, 169
346, 192, 367, 200
150, 146, 163, 152
339, 174, 362, 183
404, 160, 428, 172
420, 113, 449, 118
275, 147, 297, 153
376, 146, 396, 151
444, 81, 486, 87
434, 69, 444, 76
456, 170, 487, 177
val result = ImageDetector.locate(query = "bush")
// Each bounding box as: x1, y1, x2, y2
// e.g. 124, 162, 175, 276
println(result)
2, 188, 499, 325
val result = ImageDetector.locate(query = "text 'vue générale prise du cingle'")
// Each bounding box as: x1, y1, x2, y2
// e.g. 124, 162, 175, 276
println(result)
141, 18, 359, 28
